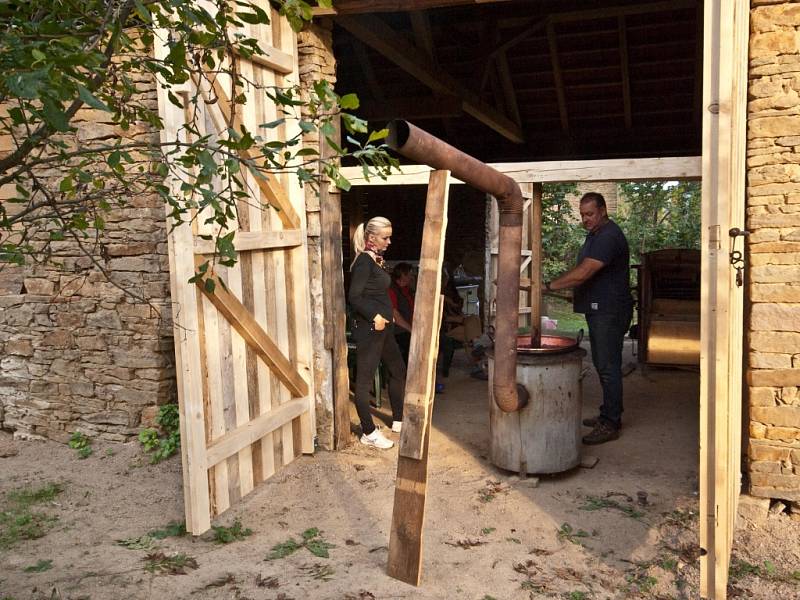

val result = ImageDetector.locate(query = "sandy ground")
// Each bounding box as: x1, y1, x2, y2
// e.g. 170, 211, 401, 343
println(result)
2, 342, 800, 600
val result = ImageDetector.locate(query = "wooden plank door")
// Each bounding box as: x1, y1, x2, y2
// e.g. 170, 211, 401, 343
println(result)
485, 183, 534, 330
699, 0, 749, 597
154, 11, 315, 535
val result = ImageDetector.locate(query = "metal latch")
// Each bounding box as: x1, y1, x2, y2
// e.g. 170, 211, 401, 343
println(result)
729, 227, 750, 287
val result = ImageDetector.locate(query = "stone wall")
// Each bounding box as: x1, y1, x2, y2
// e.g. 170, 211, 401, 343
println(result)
746, 0, 800, 501
298, 20, 338, 450
566, 181, 620, 217
0, 71, 176, 442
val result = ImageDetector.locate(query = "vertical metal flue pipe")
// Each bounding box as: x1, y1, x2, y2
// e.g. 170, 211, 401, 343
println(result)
386, 120, 529, 413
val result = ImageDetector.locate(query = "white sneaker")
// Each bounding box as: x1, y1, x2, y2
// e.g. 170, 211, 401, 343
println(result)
391, 421, 402, 433
360, 428, 394, 449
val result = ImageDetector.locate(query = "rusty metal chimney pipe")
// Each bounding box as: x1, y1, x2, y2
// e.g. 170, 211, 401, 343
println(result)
386, 120, 529, 413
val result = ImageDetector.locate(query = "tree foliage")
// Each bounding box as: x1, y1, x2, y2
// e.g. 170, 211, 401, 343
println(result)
0, 0, 395, 285
615, 181, 701, 266
541, 182, 582, 281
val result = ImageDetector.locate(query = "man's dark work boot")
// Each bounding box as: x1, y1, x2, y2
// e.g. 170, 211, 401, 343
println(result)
582, 421, 620, 445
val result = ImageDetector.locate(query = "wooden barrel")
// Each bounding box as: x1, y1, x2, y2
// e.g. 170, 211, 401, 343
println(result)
488, 347, 586, 474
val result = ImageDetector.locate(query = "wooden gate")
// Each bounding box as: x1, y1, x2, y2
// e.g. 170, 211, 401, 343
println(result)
699, 0, 749, 597
154, 13, 314, 535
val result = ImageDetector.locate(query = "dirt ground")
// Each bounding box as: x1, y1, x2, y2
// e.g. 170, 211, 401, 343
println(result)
2, 343, 800, 600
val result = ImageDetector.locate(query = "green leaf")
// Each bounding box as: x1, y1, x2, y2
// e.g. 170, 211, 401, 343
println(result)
31, 48, 47, 62
339, 93, 359, 110
203, 278, 216, 294
341, 113, 367, 134
316, 0, 333, 8
78, 86, 111, 112
367, 128, 389, 143
59, 177, 74, 193
305, 538, 334, 558
266, 538, 301, 560
333, 173, 351, 192
41, 97, 70, 132
23, 559, 53, 572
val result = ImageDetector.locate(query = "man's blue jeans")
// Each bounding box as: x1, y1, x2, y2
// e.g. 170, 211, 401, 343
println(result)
585, 306, 633, 429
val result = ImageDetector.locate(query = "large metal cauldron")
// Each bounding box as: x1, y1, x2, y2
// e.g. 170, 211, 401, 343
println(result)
488, 332, 586, 475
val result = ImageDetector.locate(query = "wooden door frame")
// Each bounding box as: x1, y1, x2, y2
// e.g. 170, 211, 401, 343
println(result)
335, 156, 703, 444
699, 1, 749, 598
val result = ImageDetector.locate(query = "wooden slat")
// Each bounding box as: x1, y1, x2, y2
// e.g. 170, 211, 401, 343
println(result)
336, 14, 524, 143
618, 16, 632, 130
280, 17, 315, 456
315, 0, 511, 15
497, 50, 521, 127
546, 23, 569, 132
194, 257, 308, 398
398, 170, 451, 460
192, 72, 301, 230
154, 80, 212, 533
233, 45, 294, 74
205, 397, 308, 467
530, 183, 543, 347
387, 295, 443, 586
202, 288, 231, 515
339, 156, 702, 186
699, 1, 749, 598
193, 229, 303, 254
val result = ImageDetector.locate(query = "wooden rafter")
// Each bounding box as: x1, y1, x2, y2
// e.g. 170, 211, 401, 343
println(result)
361, 95, 462, 120
315, 0, 511, 15
618, 15, 632, 129
410, 10, 435, 58
484, 0, 696, 61
497, 50, 521, 127
546, 23, 569, 132
336, 14, 524, 143
353, 41, 384, 102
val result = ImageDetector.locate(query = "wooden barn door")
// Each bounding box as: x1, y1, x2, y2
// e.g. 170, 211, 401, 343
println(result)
699, 0, 749, 598
154, 13, 314, 535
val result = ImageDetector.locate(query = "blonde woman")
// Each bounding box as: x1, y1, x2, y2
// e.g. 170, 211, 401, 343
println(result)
349, 217, 406, 449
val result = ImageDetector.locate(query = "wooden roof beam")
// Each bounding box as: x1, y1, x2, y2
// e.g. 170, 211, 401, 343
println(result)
353, 41, 385, 103
546, 23, 569, 132
315, 0, 510, 15
337, 14, 525, 143
484, 0, 697, 60
619, 15, 632, 129
360, 95, 463, 120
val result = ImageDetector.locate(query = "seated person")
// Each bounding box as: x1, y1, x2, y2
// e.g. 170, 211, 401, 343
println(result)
388, 263, 415, 364
439, 268, 483, 377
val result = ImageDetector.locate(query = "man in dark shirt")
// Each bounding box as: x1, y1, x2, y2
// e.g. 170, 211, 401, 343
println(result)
545, 192, 633, 445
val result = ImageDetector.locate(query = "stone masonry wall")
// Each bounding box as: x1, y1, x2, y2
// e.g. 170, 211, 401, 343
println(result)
746, 0, 800, 501
0, 71, 175, 442
298, 20, 338, 450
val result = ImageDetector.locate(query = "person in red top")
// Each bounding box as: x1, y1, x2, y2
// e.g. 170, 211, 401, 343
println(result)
387, 262, 415, 363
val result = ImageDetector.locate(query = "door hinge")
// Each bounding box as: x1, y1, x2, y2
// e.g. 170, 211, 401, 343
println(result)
708, 225, 721, 250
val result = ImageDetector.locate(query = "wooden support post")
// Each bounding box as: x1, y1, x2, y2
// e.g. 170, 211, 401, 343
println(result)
397, 170, 450, 461
387, 170, 450, 586
318, 122, 353, 449
530, 183, 543, 347
388, 295, 444, 586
